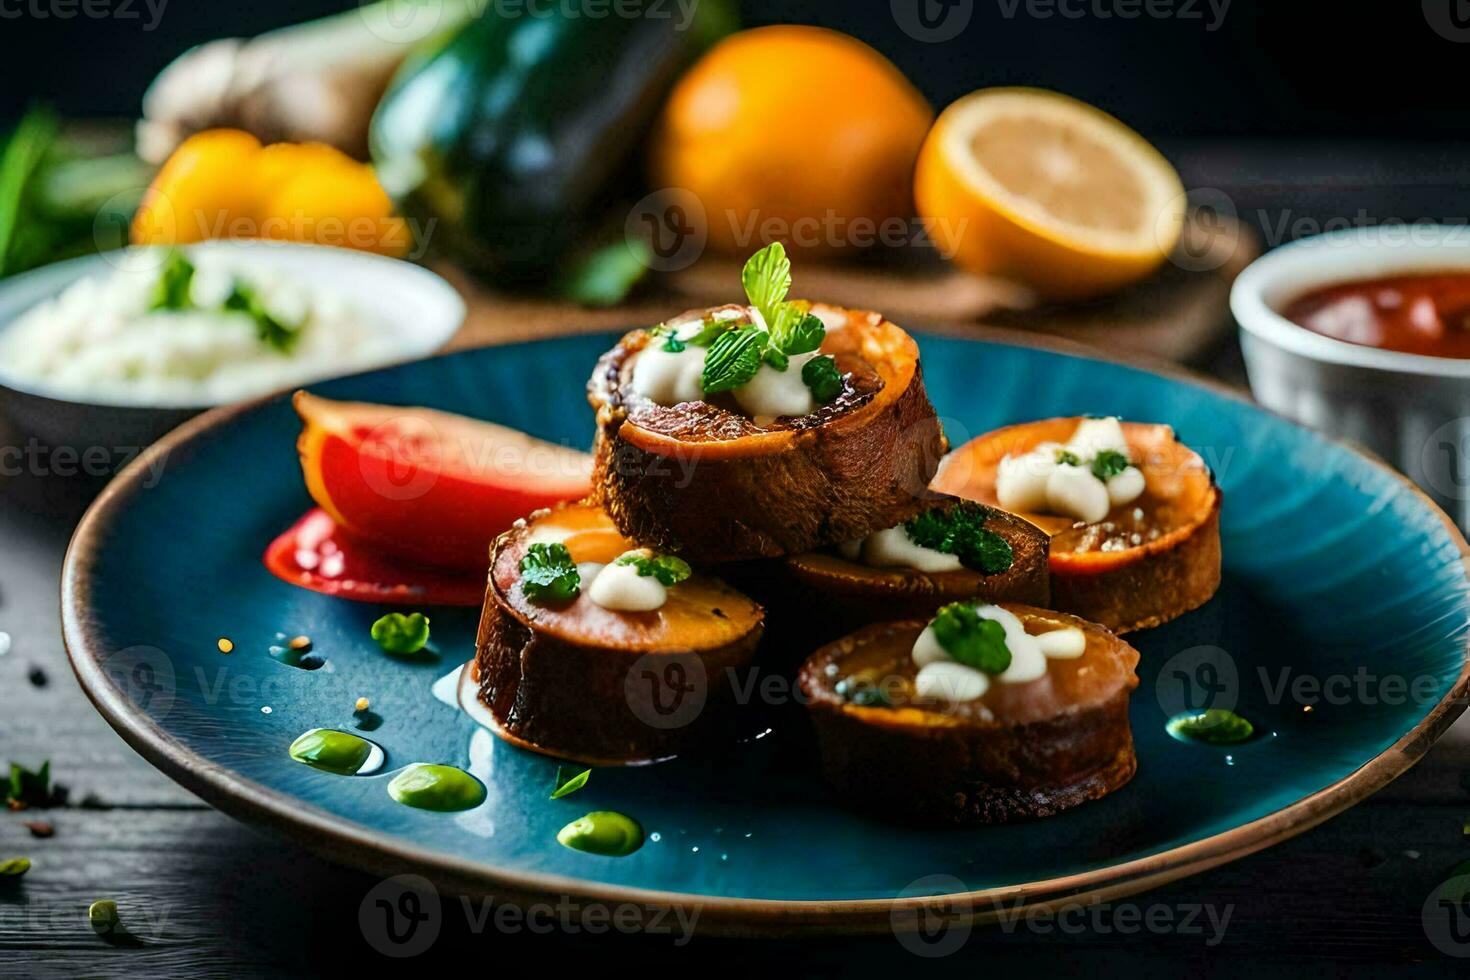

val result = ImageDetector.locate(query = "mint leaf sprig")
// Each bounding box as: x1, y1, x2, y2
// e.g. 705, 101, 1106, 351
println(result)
904, 504, 1014, 574
697, 243, 843, 402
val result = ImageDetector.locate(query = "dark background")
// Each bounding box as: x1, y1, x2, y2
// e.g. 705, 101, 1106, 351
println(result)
2, 0, 1468, 140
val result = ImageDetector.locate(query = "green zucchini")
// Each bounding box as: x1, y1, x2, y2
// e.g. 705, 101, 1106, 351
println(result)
371, 2, 736, 282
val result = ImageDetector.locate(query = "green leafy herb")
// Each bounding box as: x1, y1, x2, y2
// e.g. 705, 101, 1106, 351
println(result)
770, 308, 825, 356
1055, 449, 1081, 466
662, 333, 687, 353
762, 347, 789, 371
148, 249, 195, 311
550, 767, 591, 800
7, 761, 50, 808
801, 354, 843, 403
0, 108, 152, 280
1165, 709, 1255, 745
615, 552, 692, 587
1091, 449, 1130, 481
903, 504, 1014, 574
554, 239, 651, 307
519, 543, 581, 604
741, 242, 792, 325
701, 326, 767, 394
224, 281, 301, 354
370, 612, 431, 655
930, 603, 1012, 674
0, 857, 31, 878
835, 677, 890, 707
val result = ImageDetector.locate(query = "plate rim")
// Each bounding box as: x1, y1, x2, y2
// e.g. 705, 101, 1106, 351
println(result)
59, 324, 1470, 935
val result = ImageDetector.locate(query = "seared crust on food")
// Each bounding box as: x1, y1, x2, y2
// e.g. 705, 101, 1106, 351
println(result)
753, 500, 1050, 662
474, 502, 764, 766
1050, 494, 1220, 632
934, 417, 1222, 633
798, 608, 1139, 825
588, 306, 947, 562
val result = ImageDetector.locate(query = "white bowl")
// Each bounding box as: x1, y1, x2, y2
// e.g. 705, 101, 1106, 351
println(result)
0, 241, 465, 451
1233, 224, 1470, 530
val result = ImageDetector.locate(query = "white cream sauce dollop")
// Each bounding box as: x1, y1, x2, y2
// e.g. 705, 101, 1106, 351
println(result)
581, 550, 672, 612
628, 306, 827, 423
995, 417, 1146, 524
910, 604, 1087, 703
836, 525, 963, 573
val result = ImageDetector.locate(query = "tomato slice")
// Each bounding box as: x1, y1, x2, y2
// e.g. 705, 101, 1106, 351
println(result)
294, 392, 593, 570
264, 508, 486, 607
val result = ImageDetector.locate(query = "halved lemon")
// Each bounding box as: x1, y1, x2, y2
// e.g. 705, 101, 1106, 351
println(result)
915, 88, 1186, 300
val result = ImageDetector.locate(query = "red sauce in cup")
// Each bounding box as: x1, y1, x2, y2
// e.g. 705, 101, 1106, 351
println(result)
1282, 273, 1470, 359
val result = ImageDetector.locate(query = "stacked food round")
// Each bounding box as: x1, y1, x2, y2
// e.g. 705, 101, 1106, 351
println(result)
475, 244, 1221, 824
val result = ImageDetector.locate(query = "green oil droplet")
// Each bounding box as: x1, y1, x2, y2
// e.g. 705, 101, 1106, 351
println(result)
556, 811, 644, 857
289, 729, 375, 775
387, 764, 486, 812
1166, 708, 1255, 745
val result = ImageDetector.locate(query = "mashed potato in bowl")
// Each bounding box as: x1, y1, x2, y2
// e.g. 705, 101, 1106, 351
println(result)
0, 248, 406, 407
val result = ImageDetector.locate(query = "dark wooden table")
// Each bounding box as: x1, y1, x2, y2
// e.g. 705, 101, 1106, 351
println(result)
3, 351, 1470, 978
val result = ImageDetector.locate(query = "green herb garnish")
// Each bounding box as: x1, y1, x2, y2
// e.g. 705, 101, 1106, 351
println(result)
701, 326, 768, 394
550, 767, 591, 800
519, 543, 581, 604
1165, 709, 1255, 745
1055, 448, 1082, 466
1091, 449, 1130, 481
800, 354, 842, 403
554, 238, 651, 307
741, 241, 793, 326
930, 603, 1012, 674
224, 281, 301, 354
697, 243, 839, 400
148, 249, 195, 311
0, 857, 31, 878
904, 504, 1014, 574
771, 308, 825, 356
662, 333, 686, 353
7, 761, 50, 808
615, 552, 692, 587
370, 612, 431, 655
835, 677, 890, 707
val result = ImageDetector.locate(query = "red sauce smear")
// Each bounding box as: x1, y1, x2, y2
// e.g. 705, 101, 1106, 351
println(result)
264, 508, 485, 607
1283, 272, 1470, 358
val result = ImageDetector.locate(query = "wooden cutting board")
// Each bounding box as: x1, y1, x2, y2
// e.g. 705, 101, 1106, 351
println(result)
446, 212, 1258, 365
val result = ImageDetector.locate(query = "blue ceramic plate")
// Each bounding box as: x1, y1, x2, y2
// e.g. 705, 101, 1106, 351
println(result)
62, 332, 1470, 934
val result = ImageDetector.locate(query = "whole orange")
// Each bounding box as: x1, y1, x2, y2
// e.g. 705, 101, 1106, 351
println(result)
651, 26, 932, 257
